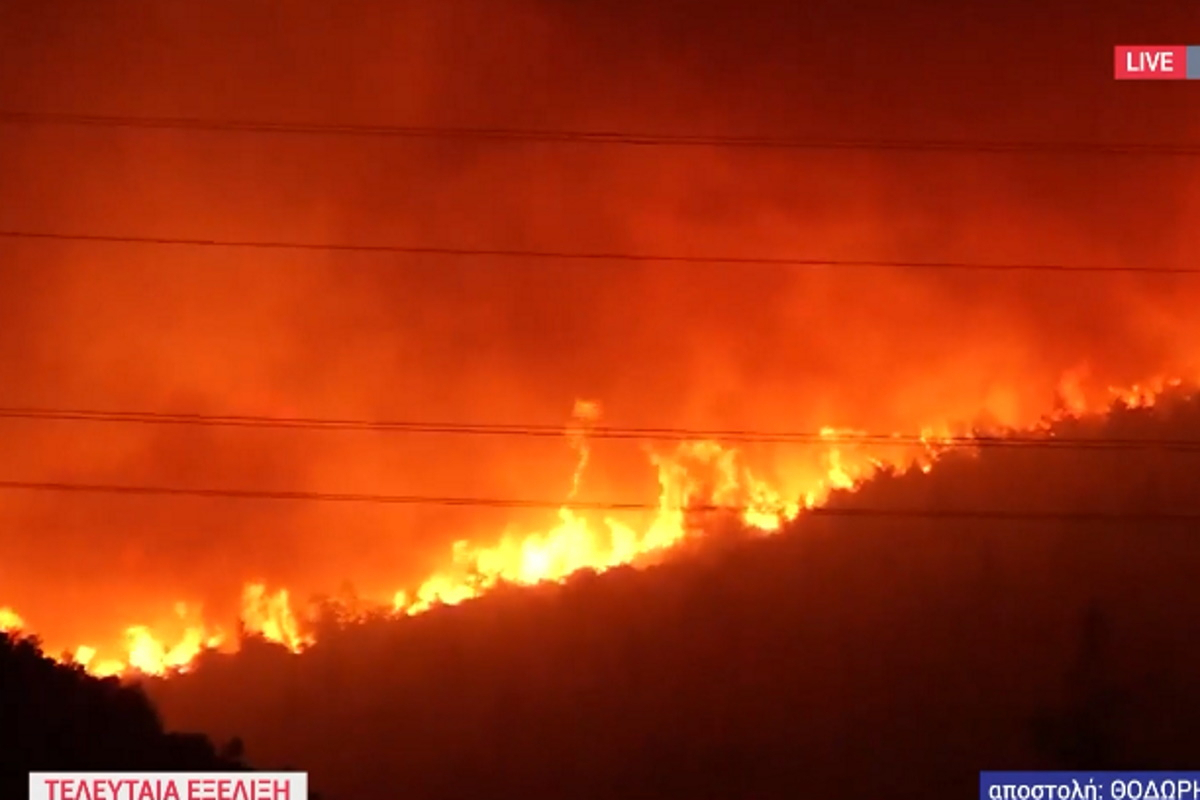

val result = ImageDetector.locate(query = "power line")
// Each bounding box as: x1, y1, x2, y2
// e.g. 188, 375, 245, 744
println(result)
2, 110, 1199, 156
1, 405, 1198, 451
0, 477, 1197, 522
0, 230, 1194, 274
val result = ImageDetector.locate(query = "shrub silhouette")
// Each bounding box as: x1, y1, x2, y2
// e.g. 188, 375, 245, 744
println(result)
0, 632, 324, 799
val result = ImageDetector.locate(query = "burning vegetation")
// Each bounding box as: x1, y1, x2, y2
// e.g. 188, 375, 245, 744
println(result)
2, 375, 1188, 678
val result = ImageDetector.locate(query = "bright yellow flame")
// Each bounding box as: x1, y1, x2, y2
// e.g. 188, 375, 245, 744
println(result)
241, 583, 313, 652
124, 623, 224, 676
10, 375, 1191, 678
0, 607, 24, 632
390, 427, 852, 616
65, 603, 228, 677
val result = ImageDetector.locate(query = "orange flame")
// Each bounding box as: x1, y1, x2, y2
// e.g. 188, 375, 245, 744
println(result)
241, 583, 313, 653
392, 411, 812, 616
5, 374, 1188, 678
1109, 377, 1183, 409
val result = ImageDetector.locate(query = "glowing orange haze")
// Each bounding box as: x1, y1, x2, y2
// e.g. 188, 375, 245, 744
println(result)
0, 377, 1180, 678
2, 0, 1199, 683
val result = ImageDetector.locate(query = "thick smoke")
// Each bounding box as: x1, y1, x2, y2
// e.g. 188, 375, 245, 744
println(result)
0, 0, 1197, 649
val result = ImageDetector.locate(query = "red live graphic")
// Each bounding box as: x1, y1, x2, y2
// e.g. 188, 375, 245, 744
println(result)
1114, 46, 1186, 79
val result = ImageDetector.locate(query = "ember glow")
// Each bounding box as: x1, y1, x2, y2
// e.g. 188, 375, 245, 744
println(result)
1, 378, 1181, 678
0, 607, 23, 633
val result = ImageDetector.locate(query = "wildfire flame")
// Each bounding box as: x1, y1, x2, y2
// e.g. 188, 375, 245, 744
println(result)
241, 583, 313, 652
0, 607, 24, 633
0, 373, 1185, 678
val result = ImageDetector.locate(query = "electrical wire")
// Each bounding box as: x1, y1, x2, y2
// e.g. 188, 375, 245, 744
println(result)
0, 477, 1196, 522
1, 230, 1195, 274
0, 405, 1197, 450
3, 110, 1199, 156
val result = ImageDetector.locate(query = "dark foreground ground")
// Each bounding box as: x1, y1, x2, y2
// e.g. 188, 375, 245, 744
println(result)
6, 396, 1200, 799
136, 394, 1200, 800
0, 633, 256, 797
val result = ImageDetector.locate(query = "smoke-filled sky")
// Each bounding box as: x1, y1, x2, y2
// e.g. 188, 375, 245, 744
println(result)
1, 0, 1198, 648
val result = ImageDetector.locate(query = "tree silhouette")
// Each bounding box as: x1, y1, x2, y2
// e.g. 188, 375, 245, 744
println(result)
220, 736, 246, 762
0, 632, 324, 799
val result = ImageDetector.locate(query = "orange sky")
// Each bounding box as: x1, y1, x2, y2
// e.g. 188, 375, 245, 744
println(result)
1, 0, 1199, 655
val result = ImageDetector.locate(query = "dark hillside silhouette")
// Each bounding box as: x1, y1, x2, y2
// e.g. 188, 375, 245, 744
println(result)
141, 393, 1200, 800
0, 633, 324, 799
